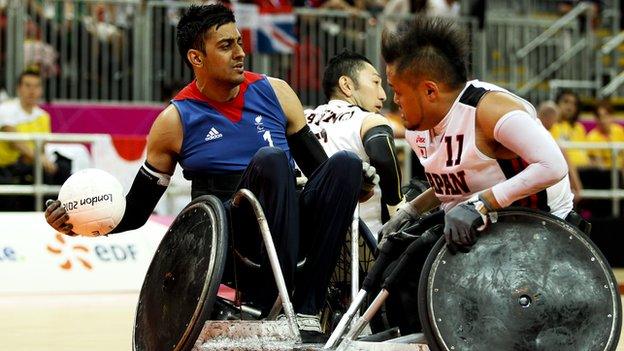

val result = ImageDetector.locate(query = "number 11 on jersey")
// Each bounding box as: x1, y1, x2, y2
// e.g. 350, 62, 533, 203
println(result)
263, 130, 274, 147
444, 134, 464, 167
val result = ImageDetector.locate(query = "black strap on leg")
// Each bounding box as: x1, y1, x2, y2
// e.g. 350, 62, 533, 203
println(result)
565, 210, 592, 236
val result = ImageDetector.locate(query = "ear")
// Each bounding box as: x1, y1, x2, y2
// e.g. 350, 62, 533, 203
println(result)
422, 80, 439, 101
187, 49, 203, 68
338, 76, 354, 97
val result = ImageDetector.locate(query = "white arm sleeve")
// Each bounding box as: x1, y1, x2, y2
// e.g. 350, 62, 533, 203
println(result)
490, 110, 568, 208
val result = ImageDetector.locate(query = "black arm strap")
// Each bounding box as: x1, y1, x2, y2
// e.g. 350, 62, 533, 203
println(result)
110, 162, 169, 234
363, 124, 402, 206
287, 125, 328, 177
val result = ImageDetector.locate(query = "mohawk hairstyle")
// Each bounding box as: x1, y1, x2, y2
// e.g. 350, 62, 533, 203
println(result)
382, 16, 469, 88
322, 50, 373, 100
176, 3, 236, 69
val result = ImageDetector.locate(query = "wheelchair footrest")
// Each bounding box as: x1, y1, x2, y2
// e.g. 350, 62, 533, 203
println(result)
193, 320, 299, 351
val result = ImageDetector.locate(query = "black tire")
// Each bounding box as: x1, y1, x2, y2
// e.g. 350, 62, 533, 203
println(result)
418, 208, 621, 351
417, 235, 446, 351
133, 195, 228, 351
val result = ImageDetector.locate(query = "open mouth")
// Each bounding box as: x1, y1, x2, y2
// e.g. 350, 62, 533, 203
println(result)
232, 63, 244, 74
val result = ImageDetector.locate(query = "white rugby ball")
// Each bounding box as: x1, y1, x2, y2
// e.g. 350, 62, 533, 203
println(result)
58, 168, 126, 236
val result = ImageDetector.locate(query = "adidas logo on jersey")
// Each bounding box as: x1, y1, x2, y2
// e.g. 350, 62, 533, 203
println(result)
205, 127, 223, 141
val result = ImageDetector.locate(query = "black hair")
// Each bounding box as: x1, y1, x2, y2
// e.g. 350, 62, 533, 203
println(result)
555, 89, 579, 105
176, 3, 236, 69
381, 16, 468, 88
594, 99, 613, 117
17, 69, 41, 86
322, 51, 373, 99
555, 89, 580, 122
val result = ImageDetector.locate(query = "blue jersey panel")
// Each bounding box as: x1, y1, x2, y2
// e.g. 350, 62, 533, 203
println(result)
173, 75, 293, 173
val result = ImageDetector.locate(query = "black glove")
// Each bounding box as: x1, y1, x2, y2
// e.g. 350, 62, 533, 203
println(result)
378, 204, 419, 250
443, 203, 484, 254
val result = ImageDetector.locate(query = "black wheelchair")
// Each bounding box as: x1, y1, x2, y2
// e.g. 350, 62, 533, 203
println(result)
133, 189, 622, 351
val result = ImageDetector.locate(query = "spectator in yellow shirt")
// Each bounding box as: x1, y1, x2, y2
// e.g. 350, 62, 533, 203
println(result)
587, 100, 624, 169
0, 70, 70, 194
550, 89, 590, 167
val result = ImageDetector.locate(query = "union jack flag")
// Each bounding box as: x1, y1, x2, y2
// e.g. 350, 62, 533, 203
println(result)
234, 3, 297, 54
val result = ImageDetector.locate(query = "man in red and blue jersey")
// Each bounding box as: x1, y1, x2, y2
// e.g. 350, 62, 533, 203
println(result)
44, 3, 378, 341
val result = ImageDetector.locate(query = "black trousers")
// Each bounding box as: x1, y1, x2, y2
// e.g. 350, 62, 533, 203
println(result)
221, 147, 362, 315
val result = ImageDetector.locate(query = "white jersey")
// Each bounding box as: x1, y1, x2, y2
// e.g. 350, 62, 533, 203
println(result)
405, 80, 573, 218
305, 100, 383, 234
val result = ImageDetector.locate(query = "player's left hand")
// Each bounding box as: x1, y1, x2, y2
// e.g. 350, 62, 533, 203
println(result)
359, 161, 379, 202
443, 203, 483, 254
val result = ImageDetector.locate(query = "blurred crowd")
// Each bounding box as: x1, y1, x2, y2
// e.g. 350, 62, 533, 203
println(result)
536, 91, 624, 218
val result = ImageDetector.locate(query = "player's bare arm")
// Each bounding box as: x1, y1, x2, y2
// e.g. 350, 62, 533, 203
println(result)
360, 113, 390, 139
45, 106, 183, 235
409, 187, 442, 214
145, 104, 183, 174
268, 77, 307, 136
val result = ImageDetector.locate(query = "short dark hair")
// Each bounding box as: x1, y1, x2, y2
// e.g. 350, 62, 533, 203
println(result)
322, 51, 373, 99
594, 99, 613, 116
381, 16, 468, 88
555, 89, 579, 105
176, 4, 236, 69
555, 89, 580, 121
17, 69, 41, 86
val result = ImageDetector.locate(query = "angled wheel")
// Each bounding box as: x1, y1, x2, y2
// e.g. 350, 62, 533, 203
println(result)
418, 209, 621, 351
133, 195, 228, 351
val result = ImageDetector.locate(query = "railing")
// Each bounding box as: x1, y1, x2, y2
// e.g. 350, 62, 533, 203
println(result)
2, 133, 622, 219
560, 141, 624, 217
512, 2, 595, 102
0, 132, 189, 213
2, 0, 25, 97
482, 0, 561, 16
6, 0, 142, 101
0, 132, 413, 215
2, 0, 623, 104
598, 30, 624, 98
2, 0, 484, 106
0, 132, 103, 211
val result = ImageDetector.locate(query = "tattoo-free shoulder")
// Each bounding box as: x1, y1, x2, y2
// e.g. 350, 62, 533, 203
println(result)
148, 104, 183, 154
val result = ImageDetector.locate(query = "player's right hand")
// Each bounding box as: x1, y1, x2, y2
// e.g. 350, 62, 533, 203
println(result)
378, 203, 419, 248
360, 161, 380, 202
44, 199, 77, 236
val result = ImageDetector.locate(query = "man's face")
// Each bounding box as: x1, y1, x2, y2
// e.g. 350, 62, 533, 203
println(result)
557, 93, 578, 122
197, 22, 246, 86
386, 63, 429, 131
350, 63, 386, 113
17, 75, 43, 107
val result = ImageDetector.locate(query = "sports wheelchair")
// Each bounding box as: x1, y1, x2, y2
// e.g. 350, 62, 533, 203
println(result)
133, 188, 621, 351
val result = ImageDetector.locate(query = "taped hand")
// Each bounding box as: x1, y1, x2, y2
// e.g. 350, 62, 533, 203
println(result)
360, 161, 380, 201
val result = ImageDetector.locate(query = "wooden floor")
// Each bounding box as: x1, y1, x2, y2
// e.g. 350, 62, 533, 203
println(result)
2, 275, 624, 351
1, 293, 138, 351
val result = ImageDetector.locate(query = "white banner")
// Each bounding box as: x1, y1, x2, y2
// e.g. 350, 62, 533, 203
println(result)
0, 212, 170, 293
